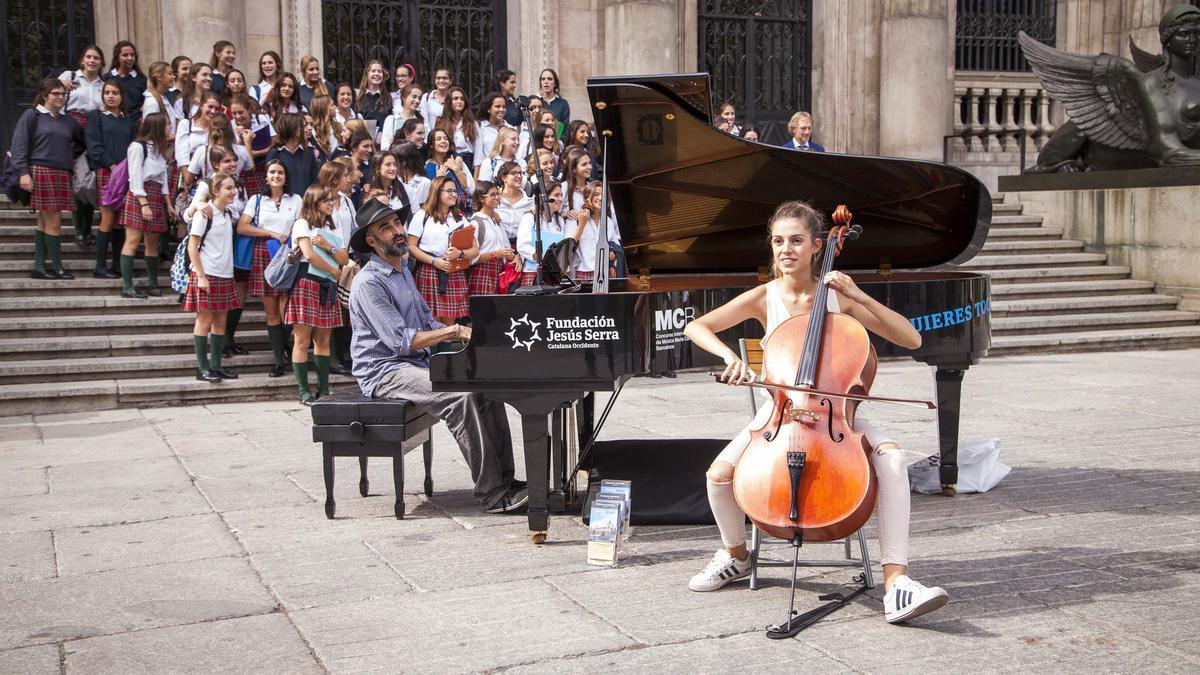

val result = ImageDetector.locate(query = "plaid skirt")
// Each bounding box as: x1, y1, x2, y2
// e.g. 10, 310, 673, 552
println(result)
96, 167, 112, 199
285, 276, 343, 328
248, 238, 285, 298
240, 166, 267, 195
169, 166, 184, 201
467, 257, 505, 296
520, 271, 539, 287
575, 270, 594, 281
415, 263, 469, 319
182, 272, 242, 312
69, 111, 89, 129
29, 165, 75, 212
119, 182, 167, 232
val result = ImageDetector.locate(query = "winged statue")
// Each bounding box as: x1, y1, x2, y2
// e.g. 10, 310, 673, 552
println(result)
1021, 4, 1200, 173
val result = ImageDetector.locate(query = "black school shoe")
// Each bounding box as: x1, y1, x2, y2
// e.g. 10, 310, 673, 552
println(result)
196, 370, 222, 383
229, 342, 250, 356
268, 364, 286, 378
31, 270, 54, 280
328, 361, 353, 376
212, 367, 238, 380
93, 268, 119, 279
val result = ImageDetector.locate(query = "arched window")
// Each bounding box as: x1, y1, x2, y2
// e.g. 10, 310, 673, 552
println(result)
955, 0, 1056, 72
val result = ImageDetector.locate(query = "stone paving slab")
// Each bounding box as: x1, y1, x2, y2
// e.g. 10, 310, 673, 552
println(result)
0, 531, 54, 583
0, 644, 59, 674
61, 614, 320, 674
53, 513, 242, 576
0, 557, 276, 650
289, 578, 637, 673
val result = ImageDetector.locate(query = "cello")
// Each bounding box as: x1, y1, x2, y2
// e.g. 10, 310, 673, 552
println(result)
726, 205, 935, 638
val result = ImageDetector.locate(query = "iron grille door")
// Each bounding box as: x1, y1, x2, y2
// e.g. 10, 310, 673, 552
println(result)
955, 0, 1056, 72
699, 0, 812, 146
321, 0, 505, 106
1, 0, 94, 156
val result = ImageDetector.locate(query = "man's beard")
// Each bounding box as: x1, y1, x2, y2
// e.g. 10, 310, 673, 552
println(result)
381, 237, 408, 258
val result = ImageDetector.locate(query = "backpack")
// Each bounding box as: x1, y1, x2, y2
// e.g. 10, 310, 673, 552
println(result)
1, 111, 41, 206
100, 140, 143, 209
170, 212, 217, 294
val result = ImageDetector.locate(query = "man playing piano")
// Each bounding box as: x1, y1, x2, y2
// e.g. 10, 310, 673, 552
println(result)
346, 200, 529, 513
682, 201, 947, 624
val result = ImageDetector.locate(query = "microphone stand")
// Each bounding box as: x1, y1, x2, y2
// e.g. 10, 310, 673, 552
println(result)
514, 102, 558, 296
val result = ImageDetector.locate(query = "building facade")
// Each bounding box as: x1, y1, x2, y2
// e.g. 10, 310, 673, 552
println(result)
2, 0, 1189, 170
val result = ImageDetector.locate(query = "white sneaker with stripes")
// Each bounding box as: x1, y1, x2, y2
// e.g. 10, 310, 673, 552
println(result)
884, 575, 949, 624
688, 549, 751, 592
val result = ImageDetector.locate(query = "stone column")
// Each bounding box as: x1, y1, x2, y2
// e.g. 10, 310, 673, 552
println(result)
93, 0, 164, 63
603, 0, 681, 75
280, 0, 323, 70
160, 0, 246, 68
878, 0, 952, 160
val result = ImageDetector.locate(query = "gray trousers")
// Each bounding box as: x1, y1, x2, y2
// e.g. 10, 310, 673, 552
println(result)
375, 364, 515, 506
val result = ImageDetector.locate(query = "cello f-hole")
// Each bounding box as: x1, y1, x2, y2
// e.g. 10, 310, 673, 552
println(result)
764, 399, 788, 442
820, 398, 844, 442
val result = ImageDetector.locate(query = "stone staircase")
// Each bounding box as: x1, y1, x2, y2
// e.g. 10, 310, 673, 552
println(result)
962, 194, 1200, 355
1, 192, 1198, 414
0, 199, 346, 415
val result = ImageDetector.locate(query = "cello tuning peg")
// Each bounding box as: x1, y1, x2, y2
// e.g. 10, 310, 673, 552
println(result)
847, 224, 862, 239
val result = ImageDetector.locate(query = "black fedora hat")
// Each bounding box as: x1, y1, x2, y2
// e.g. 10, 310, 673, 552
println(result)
350, 199, 404, 254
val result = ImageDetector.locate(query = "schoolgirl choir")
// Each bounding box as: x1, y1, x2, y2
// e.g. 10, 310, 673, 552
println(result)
8, 39, 620, 403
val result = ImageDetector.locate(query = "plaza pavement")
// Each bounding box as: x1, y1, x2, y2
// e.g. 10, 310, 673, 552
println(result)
1, 350, 1199, 673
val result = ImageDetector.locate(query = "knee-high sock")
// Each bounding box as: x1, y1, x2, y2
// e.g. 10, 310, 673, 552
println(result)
266, 324, 286, 367
144, 254, 159, 289
292, 362, 311, 398
871, 446, 911, 567
707, 478, 748, 550
120, 254, 136, 292
33, 231, 47, 273
110, 229, 125, 270
73, 201, 93, 237
226, 308, 243, 344
209, 334, 224, 370
193, 335, 210, 373
45, 235, 64, 273
314, 354, 330, 395
94, 230, 111, 273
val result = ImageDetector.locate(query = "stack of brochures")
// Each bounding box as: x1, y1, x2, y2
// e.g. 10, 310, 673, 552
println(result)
586, 479, 633, 567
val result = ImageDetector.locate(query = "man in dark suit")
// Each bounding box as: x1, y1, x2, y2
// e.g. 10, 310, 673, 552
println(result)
782, 111, 825, 152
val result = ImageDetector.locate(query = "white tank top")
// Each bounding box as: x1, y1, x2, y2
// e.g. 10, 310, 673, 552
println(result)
763, 279, 840, 343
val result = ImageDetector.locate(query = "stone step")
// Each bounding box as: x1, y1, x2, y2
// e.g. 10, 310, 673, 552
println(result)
992, 202, 1021, 214
0, 329, 273, 361
993, 310, 1200, 335
0, 352, 283, 384
980, 239, 1084, 255
960, 252, 1108, 269
991, 294, 1180, 317
989, 325, 1200, 355
984, 266, 1131, 284
991, 214, 1042, 226
0, 242, 177, 262
0, 310, 268, 338
0, 372, 348, 416
990, 279, 1156, 300
0, 258, 142, 277
0, 294, 184, 317
0, 210, 70, 221
0, 276, 154, 297
986, 227, 1064, 239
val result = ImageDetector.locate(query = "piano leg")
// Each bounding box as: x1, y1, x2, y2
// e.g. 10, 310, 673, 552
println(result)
934, 368, 965, 496
520, 412, 552, 543
549, 408, 566, 513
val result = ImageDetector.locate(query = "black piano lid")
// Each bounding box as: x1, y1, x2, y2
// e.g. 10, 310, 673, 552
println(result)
586, 73, 992, 273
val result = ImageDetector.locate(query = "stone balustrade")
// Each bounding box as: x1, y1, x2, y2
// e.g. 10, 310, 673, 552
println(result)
948, 73, 1059, 192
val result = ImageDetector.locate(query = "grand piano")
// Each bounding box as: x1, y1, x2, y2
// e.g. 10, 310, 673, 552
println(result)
432, 74, 991, 543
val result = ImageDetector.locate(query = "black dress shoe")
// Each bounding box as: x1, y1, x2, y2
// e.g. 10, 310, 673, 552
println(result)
93, 269, 119, 279
230, 342, 250, 356
145, 286, 162, 297
74, 234, 87, 248
196, 370, 222, 383
268, 364, 286, 378
31, 270, 54, 280
121, 288, 147, 299
328, 361, 353, 376
222, 345, 235, 358
53, 270, 74, 280
212, 367, 238, 380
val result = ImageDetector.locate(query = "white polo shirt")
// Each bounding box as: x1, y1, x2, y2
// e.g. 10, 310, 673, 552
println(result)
242, 193, 302, 236
190, 207, 236, 278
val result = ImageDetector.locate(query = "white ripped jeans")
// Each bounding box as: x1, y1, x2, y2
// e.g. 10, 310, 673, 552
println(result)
708, 411, 910, 566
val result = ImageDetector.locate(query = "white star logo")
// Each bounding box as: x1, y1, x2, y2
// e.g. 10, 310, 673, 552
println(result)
505, 313, 543, 351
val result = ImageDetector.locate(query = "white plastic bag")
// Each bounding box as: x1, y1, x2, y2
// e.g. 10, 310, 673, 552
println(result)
907, 438, 1010, 494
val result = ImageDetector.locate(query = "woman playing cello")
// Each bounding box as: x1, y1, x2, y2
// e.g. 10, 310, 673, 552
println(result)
682, 200, 948, 624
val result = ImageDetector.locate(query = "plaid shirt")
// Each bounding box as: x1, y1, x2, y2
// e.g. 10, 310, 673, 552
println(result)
349, 256, 445, 396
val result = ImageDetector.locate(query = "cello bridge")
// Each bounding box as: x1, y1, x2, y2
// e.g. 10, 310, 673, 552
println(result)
786, 409, 820, 423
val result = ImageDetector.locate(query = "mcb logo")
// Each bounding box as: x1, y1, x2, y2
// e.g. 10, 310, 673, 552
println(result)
655, 307, 696, 332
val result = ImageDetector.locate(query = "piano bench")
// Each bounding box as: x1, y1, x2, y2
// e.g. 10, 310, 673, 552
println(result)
310, 392, 436, 520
